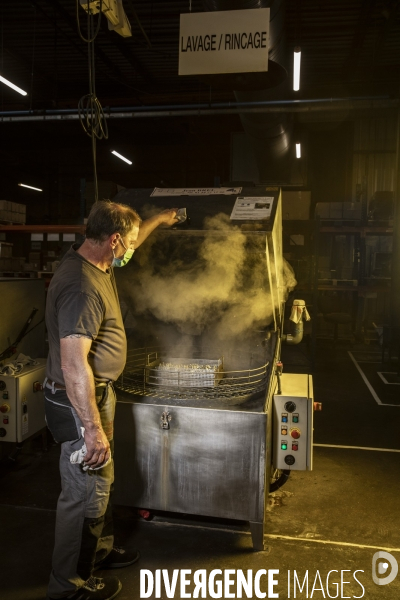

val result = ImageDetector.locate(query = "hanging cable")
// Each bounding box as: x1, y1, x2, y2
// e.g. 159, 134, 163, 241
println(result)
76, 0, 108, 203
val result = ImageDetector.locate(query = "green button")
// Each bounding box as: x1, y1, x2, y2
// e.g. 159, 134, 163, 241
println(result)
281, 443, 287, 450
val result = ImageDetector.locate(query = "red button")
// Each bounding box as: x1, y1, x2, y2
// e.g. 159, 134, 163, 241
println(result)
292, 443, 298, 451
290, 428, 300, 439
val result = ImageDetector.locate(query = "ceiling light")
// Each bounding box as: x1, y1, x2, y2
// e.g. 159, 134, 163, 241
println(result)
111, 150, 132, 165
18, 183, 43, 191
293, 47, 301, 91
296, 143, 301, 159
0, 75, 28, 96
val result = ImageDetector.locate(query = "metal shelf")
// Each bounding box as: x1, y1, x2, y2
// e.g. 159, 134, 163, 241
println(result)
0, 224, 85, 233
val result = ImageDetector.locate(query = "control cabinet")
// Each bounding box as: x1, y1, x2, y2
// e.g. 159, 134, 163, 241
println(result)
0, 359, 46, 443
273, 373, 313, 471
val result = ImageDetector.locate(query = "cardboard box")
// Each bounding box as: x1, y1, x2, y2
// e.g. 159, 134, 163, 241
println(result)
282, 191, 311, 220
0, 242, 13, 257
329, 203, 343, 219
343, 202, 362, 219
0, 257, 12, 270
315, 203, 330, 219
315, 202, 362, 221
11, 257, 26, 271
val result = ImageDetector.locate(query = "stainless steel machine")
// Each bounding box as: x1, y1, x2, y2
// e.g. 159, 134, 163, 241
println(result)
0, 359, 46, 443
0, 279, 47, 444
112, 187, 313, 550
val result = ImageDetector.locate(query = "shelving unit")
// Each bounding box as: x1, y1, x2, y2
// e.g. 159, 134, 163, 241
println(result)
312, 218, 394, 357
0, 224, 86, 279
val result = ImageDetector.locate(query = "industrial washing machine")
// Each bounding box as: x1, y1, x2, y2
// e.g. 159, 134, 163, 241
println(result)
112, 187, 313, 550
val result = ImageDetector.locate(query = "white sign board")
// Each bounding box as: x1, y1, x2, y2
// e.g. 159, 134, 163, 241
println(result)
151, 187, 242, 197
230, 196, 274, 220
179, 9, 270, 76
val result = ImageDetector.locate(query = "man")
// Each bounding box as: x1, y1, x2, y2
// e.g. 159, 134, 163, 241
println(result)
44, 201, 177, 600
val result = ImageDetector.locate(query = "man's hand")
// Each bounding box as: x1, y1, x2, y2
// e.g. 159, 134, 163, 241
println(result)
83, 426, 111, 468
135, 208, 179, 248
158, 208, 178, 227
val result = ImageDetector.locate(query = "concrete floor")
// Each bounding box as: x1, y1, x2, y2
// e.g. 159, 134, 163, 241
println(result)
1, 342, 400, 600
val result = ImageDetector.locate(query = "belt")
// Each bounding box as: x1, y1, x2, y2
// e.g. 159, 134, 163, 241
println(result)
44, 378, 111, 398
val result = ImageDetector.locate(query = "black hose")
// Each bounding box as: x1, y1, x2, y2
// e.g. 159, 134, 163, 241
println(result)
269, 469, 290, 492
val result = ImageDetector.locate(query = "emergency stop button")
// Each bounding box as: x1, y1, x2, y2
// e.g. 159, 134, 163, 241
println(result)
290, 428, 301, 439
0, 404, 10, 414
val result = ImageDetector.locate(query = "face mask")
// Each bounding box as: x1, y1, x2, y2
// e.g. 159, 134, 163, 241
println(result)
111, 238, 134, 268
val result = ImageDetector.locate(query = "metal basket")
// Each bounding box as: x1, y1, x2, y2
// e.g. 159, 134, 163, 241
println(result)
116, 347, 269, 404
148, 357, 223, 388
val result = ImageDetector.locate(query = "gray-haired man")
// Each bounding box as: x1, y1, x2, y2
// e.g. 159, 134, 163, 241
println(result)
44, 201, 177, 600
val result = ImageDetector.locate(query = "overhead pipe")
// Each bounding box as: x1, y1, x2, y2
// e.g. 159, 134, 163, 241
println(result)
0, 97, 394, 123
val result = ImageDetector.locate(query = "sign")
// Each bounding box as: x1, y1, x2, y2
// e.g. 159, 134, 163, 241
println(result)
230, 196, 274, 220
179, 9, 269, 76
151, 187, 242, 197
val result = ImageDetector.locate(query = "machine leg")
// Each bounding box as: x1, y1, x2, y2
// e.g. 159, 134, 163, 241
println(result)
249, 521, 265, 551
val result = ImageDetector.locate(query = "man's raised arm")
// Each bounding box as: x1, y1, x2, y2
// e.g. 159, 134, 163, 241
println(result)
135, 208, 178, 248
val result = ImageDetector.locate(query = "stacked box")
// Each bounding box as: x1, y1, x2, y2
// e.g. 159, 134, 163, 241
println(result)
315, 202, 362, 221
282, 191, 311, 220
0, 201, 26, 224
0, 257, 12, 270
0, 242, 13, 257
28, 252, 42, 271
11, 257, 26, 271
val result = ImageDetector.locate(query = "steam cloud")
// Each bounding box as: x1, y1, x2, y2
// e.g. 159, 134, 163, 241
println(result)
118, 212, 297, 353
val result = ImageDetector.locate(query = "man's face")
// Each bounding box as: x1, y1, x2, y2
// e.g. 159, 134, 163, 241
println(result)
115, 224, 139, 258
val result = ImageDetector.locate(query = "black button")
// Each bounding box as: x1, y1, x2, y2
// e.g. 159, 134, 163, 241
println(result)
285, 401, 296, 413
284, 455, 295, 465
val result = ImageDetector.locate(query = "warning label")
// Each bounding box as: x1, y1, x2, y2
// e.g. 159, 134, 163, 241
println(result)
230, 197, 274, 220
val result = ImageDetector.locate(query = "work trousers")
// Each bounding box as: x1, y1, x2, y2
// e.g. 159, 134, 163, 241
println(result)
46, 384, 116, 599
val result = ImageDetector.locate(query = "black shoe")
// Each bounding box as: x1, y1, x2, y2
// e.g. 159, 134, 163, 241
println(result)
95, 546, 140, 570
47, 576, 121, 600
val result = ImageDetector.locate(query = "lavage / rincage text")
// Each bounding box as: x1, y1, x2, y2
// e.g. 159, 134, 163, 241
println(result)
180, 32, 267, 52
139, 569, 366, 598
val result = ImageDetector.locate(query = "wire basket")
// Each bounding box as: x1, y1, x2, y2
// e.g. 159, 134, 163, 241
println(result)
116, 347, 269, 404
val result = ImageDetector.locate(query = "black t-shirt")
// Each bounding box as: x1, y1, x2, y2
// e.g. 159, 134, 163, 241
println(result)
45, 244, 126, 384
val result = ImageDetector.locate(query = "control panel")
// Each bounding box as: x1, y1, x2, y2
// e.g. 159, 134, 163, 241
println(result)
273, 373, 313, 471
0, 359, 46, 443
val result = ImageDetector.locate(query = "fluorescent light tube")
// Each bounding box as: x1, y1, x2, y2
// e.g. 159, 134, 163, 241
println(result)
18, 183, 43, 191
0, 75, 28, 96
296, 143, 301, 159
293, 47, 301, 91
111, 150, 132, 165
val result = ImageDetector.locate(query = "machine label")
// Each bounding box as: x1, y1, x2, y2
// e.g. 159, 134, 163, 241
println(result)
151, 187, 242, 197
179, 9, 270, 75
230, 197, 274, 220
